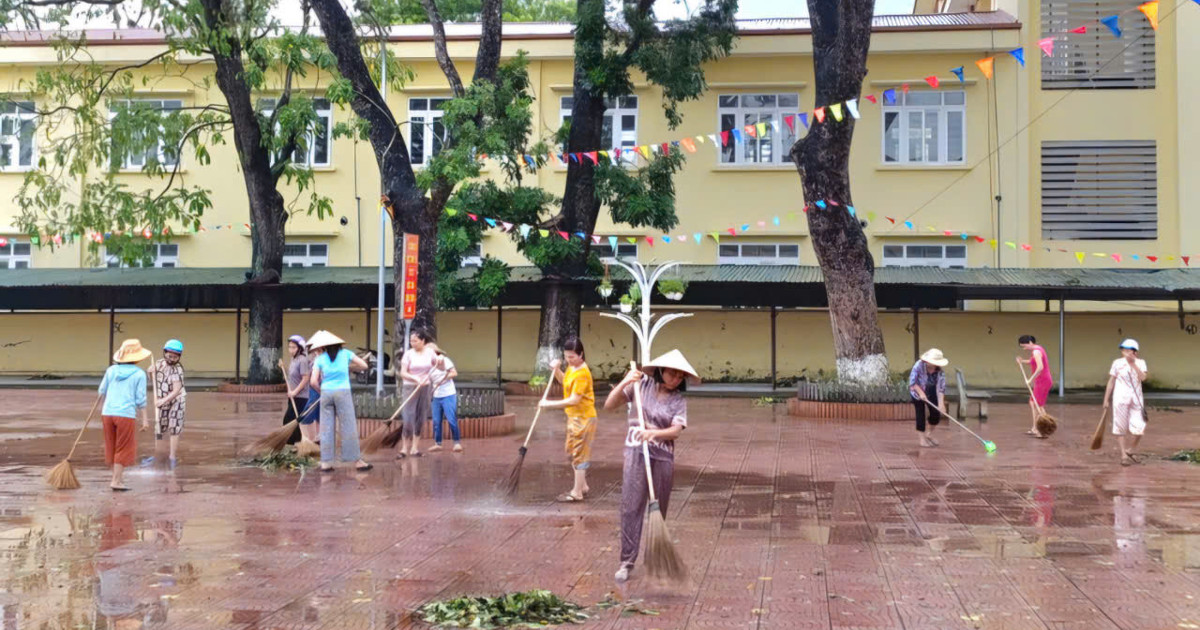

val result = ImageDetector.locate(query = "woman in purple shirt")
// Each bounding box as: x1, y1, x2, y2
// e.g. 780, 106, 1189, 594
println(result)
909, 348, 949, 448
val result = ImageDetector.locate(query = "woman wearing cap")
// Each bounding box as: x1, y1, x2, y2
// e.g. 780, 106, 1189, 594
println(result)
149, 339, 187, 467
98, 339, 151, 491
909, 349, 949, 448
309, 330, 373, 472
1016, 335, 1054, 438
603, 349, 697, 583
1104, 339, 1149, 466
397, 329, 437, 458
283, 335, 313, 446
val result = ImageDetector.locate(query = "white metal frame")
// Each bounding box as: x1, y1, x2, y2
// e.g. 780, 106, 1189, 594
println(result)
717, 242, 800, 265
104, 243, 179, 268
282, 242, 329, 268
594, 241, 638, 262
0, 100, 36, 171
881, 90, 966, 165
409, 96, 449, 166
560, 95, 639, 163
600, 260, 692, 364
881, 243, 967, 268
716, 92, 800, 166
0, 240, 31, 268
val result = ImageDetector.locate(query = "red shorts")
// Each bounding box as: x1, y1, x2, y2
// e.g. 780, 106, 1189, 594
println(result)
103, 415, 137, 467
1031, 380, 1052, 407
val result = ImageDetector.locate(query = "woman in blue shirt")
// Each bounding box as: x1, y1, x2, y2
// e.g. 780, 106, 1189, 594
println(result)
308, 330, 372, 472
98, 339, 151, 491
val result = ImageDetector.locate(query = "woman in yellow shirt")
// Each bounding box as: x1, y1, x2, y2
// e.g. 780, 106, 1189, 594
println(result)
539, 336, 596, 502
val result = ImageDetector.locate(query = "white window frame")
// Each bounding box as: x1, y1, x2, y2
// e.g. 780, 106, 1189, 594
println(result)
259, 97, 332, 167
0, 100, 36, 171
716, 93, 800, 166
283, 242, 328, 268
104, 243, 180, 268
109, 99, 183, 170
717, 242, 800, 266
593, 241, 638, 262
409, 97, 449, 166
460, 243, 482, 268
881, 90, 966, 166
881, 243, 967, 269
559, 95, 639, 164
0, 240, 31, 268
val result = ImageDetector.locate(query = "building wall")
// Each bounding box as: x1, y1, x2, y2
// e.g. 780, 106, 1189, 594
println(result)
5, 306, 1197, 389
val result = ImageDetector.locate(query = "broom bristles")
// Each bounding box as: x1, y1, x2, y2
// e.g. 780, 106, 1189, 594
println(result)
498, 447, 527, 497
45, 459, 80, 490
296, 437, 321, 457
1036, 412, 1058, 436
644, 506, 687, 582
1090, 409, 1106, 450
379, 424, 406, 450
360, 423, 392, 455
245, 420, 299, 455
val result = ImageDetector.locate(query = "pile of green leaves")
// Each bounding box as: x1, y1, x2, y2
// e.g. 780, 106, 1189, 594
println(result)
418, 590, 587, 628
1167, 450, 1200, 464
242, 450, 317, 472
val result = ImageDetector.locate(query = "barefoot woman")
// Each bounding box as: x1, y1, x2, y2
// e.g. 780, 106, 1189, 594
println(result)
604, 349, 698, 583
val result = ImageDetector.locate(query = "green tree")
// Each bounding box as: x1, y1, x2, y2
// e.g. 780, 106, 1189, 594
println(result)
383, 0, 575, 23
788, 0, 889, 385
2, 0, 342, 384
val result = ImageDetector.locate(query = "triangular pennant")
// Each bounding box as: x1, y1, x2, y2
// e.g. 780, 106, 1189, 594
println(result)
1148, 255, 1158, 262
757, 221, 766, 228
815, 200, 827, 209
867, 212, 876, 222
662, 236, 671, 243
1075, 252, 1085, 264
694, 233, 702, 244
677, 234, 687, 243
720, 131, 730, 146
944, 230, 954, 237
681, 138, 697, 153
846, 99, 860, 119
989, 239, 998, 249
974, 236, 986, 243
901, 83, 910, 93
744, 124, 757, 138
575, 232, 586, 240
1139, 1, 1159, 30
848, 207, 857, 217
661, 143, 670, 155
1184, 256, 1191, 266
485, 218, 497, 227
608, 235, 618, 249
829, 104, 844, 122
558, 231, 569, 240
625, 237, 637, 244
864, 94, 877, 104
756, 122, 768, 137
446, 208, 458, 216
726, 228, 736, 236
784, 115, 795, 133
585, 151, 598, 164
598, 150, 609, 162
771, 120, 780, 134
798, 113, 809, 129
740, 224, 750, 232
710, 232, 720, 243
1071, 25, 1087, 34
1005, 241, 1016, 249
886, 216, 896, 224
814, 107, 826, 123
638, 145, 651, 159
950, 66, 965, 83
537, 228, 548, 238
924, 75, 940, 88
592, 235, 601, 245
708, 134, 720, 145
904, 221, 914, 230
695, 135, 706, 144
1100, 15, 1121, 37
976, 57, 995, 80
1132, 254, 1140, 261
773, 216, 781, 226
1037, 37, 1055, 57
1009, 47, 1025, 67
467, 213, 478, 221
731, 129, 743, 143
1112, 254, 1122, 263
569, 153, 579, 163
645, 237, 654, 246
882, 89, 897, 105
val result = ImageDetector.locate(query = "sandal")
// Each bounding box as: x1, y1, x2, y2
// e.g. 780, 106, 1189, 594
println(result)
1121, 455, 1135, 466
319, 466, 335, 473
395, 452, 407, 460
110, 485, 131, 492
556, 492, 584, 503
355, 463, 374, 472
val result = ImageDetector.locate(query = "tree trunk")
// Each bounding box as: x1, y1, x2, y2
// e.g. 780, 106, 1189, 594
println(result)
388, 189, 437, 356
535, 279, 584, 367
791, 0, 888, 385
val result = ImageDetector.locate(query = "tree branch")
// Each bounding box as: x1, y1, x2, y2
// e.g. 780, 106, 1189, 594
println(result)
472, 0, 503, 84
420, 0, 465, 97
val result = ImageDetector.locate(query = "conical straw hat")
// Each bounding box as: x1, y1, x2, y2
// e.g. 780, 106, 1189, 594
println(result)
306, 330, 346, 351
643, 349, 700, 385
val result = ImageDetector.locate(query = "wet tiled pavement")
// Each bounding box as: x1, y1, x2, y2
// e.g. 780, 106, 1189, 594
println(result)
1, 391, 1198, 629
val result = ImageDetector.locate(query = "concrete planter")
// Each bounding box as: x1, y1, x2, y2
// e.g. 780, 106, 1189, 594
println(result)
789, 381, 911, 421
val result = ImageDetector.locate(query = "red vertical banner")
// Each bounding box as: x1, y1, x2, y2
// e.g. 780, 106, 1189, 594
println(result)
402, 233, 419, 320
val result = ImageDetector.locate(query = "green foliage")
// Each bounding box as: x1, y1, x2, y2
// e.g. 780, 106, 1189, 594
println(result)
1168, 450, 1200, 463
362, 0, 575, 24
418, 590, 587, 628
657, 278, 687, 297
242, 450, 317, 472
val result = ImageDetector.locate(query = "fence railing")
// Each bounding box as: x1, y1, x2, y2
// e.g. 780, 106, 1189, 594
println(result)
353, 387, 506, 419
795, 381, 909, 404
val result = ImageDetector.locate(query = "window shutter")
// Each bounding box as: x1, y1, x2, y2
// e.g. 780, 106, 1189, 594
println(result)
1040, 140, 1157, 240
1040, 0, 1155, 89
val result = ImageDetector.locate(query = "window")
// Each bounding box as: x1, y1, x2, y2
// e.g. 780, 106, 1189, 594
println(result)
717, 242, 799, 265
1041, 0, 1154, 89
283, 242, 328, 267
461, 243, 482, 268
104, 243, 179, 268
882, 91, 965, 165
0, 240, 31, 269
409, 97, 448, 166
882, 244, 967, 268
593, 242, 638, 261
258, 97, 332, 167
717, 93, 799, 165
0, 100, 36, 170
560, 96, 639, 161
1041, 140, 1157, 240
110, 99, 183, 169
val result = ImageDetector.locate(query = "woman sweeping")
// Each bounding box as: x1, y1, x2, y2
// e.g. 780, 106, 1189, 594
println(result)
283, 335, 313, 446
397, 329, 437, 458
308, 330, 372, 473
603, 349, 698, 583
909, 349, 949, 448
428, 349, 462, 453
538, 337, 596, 502
1017, 335, 1054, 438
98, 339, 151, 491
1104, 339, 1149, 466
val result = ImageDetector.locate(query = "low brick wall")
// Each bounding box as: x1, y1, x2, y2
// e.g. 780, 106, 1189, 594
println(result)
357, 414, 516, 440
217, 382, 288, 394
787, 399, 912, 421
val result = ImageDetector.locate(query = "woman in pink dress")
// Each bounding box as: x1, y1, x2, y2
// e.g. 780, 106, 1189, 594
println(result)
1017, 335, 1054, 438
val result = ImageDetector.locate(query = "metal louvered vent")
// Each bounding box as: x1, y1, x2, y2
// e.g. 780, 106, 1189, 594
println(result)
1040, 0, 1155, 89
1041, 140, 1157, 240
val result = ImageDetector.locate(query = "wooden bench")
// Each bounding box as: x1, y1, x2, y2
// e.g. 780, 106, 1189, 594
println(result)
953, 369, 990, 420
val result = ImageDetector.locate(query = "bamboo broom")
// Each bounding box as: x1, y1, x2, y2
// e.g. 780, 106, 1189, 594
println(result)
498, 374, 555, 498
45, 397, 103, 490
1089, 407, 1108, 450
293, 397, 321, 457
363, 374, 433, 454
1019, 364, 1058, 436
630, 362, 687, 582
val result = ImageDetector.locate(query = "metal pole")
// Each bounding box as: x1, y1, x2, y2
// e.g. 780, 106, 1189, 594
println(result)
235, 305, 242, 383
108, 307, 115, 363
912, 308, 920, 362
374, 40, 388, 398
365, 305, 372, 354
769, 306, 777, 390
496, 306, 503, 387
1058, 298, 1065, 398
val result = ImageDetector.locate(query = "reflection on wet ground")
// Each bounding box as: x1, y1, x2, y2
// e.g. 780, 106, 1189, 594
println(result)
1, 390, 1198, 629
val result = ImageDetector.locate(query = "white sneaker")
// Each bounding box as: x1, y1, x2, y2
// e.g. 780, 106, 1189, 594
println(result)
614, 564, 631, 582
453, 443, 464, 453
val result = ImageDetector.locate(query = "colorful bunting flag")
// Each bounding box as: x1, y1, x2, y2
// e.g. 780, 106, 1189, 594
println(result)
1037, 37, 1055, 57
1075, 252, 1085, 264
951, 66, 965, 83
815, 200, 827, 209
557, 231, 569, 240
710, 232, 720, 243
731, 129, 743, 143
773, 216, 781, 226
864, 94, 877, 104
829, 103, 844, 121
1009, 48, 1025, 67
519, 225, 531, 238
1101, 15, 1121, 37
645, 237, 654, 246
1139, 1, 1159, 30
468, 213, 478, 221
626, 237, 637, 244
446, 208, 458, 216
976, 57, 995, 80
848, 206, 856, 217
726, 228, 736, 236
591, 235, 601, 244
720, 131, 730, 146
846, 99, 860, 119
694, 233, 702, 243
740, 224, 750, 232
538, 229, 549, 238
784, 115, 795, 133
484, 218, 496, 227
798, 113, 809, 129
883, 89, 897, 105
886, 216, 896, 224
814, 108, 826, 123
608, 235, 617, 249
681, 138, 697, 153
1071, 25, 1087, 34
502, 221, 513, 231
924, 75, 940, 89
904, 221, 914, 230
663, 236, 671, 243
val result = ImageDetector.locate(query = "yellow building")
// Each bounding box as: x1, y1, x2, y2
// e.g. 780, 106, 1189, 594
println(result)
1, 2, 1198, 388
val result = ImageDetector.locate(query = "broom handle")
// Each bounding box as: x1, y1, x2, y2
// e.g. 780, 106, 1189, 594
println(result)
1018, 363, 1047, 413
149, 354, 160, 432
65, 396, 103, 461
923, 399, 989, 447
387, 374, 432, 422
290, 396, 300, 419
520, 376, 556, 448
630, 361, 658, 504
